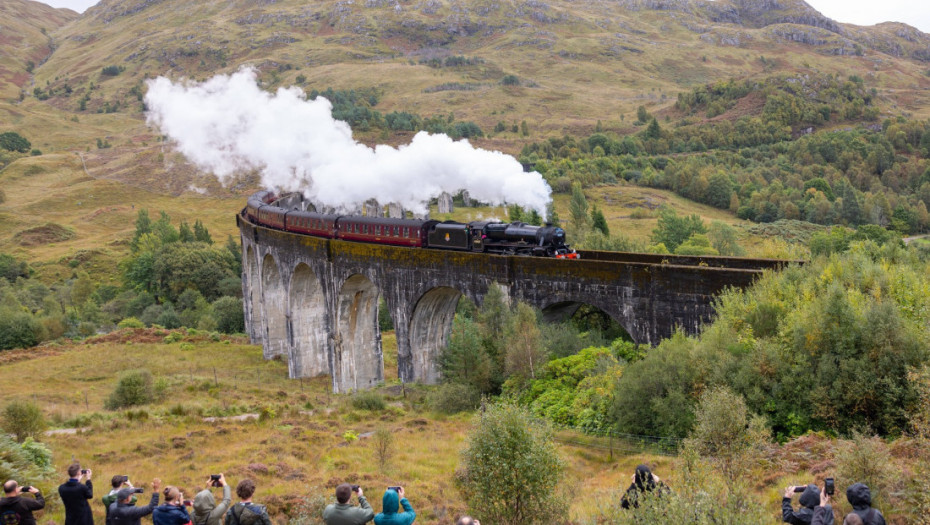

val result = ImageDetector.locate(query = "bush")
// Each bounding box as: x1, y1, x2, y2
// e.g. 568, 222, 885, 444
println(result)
118, 317, 145, 329
0, 132, 31, 153
428, 383, 481, 414
456, 401, 564, 524
105, 369, 154, 410
212, 296, 244, 334
350, 391, 386, 411
834, 431, 899, 511
0, 309, 43, 350
1, 401, 46, 442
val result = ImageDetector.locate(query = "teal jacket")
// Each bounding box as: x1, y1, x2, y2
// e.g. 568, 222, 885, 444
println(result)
373, 491, 414, 525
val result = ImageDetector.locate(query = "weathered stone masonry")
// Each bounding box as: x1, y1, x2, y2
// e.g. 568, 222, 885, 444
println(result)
239, 213, 788, 393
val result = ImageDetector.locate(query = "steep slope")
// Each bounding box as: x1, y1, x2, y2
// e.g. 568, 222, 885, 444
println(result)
0, 0, 77, 99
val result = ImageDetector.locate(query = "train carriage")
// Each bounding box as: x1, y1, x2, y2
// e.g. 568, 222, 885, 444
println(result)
336, 216, 435, 248
286, 210, 339, 238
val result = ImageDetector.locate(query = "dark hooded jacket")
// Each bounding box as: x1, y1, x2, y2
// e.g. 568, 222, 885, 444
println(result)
152, 503, 191, 525
782, 484, 820, 525
60, 479, 94, 525
846, 484, 886, 525
810, 505, 835, 525
109, 492, 159, 525
0, 491, 46, 525
620, 465, 667, 510
373, 490, 414, 525
224, 503, 271, 525
192, 486, 231, 525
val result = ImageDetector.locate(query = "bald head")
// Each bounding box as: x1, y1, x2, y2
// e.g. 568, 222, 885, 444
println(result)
3, 481, 18, 494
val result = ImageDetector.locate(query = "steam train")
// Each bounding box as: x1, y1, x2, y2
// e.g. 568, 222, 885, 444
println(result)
242, 190, 579, 259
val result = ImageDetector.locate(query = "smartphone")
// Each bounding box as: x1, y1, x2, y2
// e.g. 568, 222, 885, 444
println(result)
793, 486, 806, 493
824, 478, 835, 496
387, 486, 401, 492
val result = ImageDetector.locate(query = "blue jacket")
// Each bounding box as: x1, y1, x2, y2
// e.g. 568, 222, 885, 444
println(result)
373, 490, 414, 525
152, 503, 191, 525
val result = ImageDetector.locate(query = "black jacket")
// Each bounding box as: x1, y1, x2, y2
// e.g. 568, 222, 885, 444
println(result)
60, 479, 94, 525
620, 465, 668, 510
810, 505, 834, 525
846, 483, 886, 525
782, 484, 820, 525
110, 493, 160, 525
0, 492, 46, 525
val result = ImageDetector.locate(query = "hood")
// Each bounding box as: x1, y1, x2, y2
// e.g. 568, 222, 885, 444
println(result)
634, 465, 656, 491
846, 483, 872, 509
799, 484, 820, 508
0, 496, 21, 506
193, 489, 215, 522
381, 489, 399, 514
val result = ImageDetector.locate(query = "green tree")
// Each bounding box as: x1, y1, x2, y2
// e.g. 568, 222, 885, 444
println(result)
440, 316, 494, 394
0, 132, 31, 153
151, 243, 237, 302
569, 182, 589, 232
674, 234, 719, 256
456, 401, 564, 525
705, 172, 733, 209
707, 221, 745, 256
636, 105, 650, 124
178, 220, 195, 242
212, 296, 244, 334
503, 303, 545, 381
105, 369, 154, 409
0, 309, 43, 350
131, 209, 153, 252
1, 401, 46, 443
590, 204, 609, 236
193, 220, 213, 244
651, 208, 707, 252
643, 118, 662, 140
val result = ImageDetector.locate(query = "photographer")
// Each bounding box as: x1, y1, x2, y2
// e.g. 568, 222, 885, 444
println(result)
110, 479, 161, 525
782, 484, 820, 525
59, 464, 94, 525
620, 465, 668, 510
323, 484, 374, 525
811, 487, 834, 525
104, 476, 139, 525
153, 486, 191, 525
224, 479, 271, 525
374, 487, 415, 525
845, 483, 886, 525
0, 480, 45, 525
193, 474, 231, 525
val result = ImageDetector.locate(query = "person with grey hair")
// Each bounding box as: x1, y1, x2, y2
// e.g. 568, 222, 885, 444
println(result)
0, 480, 45, 525
455, 517, 480, 525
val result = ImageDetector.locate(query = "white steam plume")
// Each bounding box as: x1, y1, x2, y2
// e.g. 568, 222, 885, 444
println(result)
144, 68, 551, 217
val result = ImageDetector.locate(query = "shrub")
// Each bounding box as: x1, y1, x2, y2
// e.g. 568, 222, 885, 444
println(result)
456, 401, 564, 524
373, 428, 394, 472
834, 431, 899, 511
118, 317, 145, 329
1, 401, 46, 442
0, 132, 31, 153
20, 438, 53, 471
212, 296, 244, 334
428, 383, 481, 414
350, 391, 386, 411
105, 369, 154, 410
0, 309, 43, 350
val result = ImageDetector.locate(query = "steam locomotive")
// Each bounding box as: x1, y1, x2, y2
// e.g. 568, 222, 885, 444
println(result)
242, 190, 579, 259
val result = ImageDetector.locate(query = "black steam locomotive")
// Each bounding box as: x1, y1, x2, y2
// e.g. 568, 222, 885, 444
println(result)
242, 191, 579, 259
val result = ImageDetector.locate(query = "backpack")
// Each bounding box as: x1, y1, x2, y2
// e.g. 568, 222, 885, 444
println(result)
229, 504, 265, 525
0, 509, 20, 525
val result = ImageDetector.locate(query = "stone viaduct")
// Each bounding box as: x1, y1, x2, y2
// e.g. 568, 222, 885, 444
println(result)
238, 212, 791, 393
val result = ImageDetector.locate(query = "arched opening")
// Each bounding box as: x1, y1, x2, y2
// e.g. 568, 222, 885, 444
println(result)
247, 246, 262, 344
260, 254, 287, 359
334, 274, 382, 392
289, 264, 328, 378
542, 301, 634, 357
409, 287, 463, 384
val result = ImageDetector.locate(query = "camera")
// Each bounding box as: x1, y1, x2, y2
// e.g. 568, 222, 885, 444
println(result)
824, 478, 835, 496
210, 474, 221, 487
132, 488, 145, 494
387, 486, 401, 492
81, 469, 89, 475
183, 500, 193, 507
20, 486, 32, 493
793, 486, 806, 493
351, 485, 360, 492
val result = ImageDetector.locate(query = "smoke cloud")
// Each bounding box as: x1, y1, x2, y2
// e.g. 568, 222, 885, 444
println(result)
144, 68, 551, 216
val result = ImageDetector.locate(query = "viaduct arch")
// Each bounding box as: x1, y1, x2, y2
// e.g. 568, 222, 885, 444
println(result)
239, 213, 789, 393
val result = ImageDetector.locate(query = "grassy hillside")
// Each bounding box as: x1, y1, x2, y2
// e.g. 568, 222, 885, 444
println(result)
0, 0, 76, 100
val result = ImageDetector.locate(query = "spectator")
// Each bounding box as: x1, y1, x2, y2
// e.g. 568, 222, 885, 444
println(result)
843, 515, 864, 525
845, 483, 886, 525
224, 480, 270, 525
782, 484, 820, 525
110, 479, 161, 525
374, 487, 415, 525
193, 474, 231, 525
60, 464, 94, 525
0, 480, 45, 525
323, 484, 374, 525
811, 487, 834, 525
103, 476, 136, 525
620, 465, 667, 510
455, 517, 479, 525
153, 487, 191, 525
